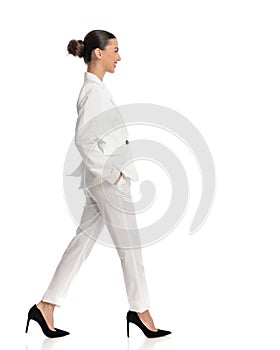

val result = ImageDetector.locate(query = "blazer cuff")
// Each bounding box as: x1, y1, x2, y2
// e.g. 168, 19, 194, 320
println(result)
105, 166, 121, 185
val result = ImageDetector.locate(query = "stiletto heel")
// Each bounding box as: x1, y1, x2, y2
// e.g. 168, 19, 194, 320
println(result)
127, 318, 130, 337
25, 317, 30, 333
126, 310, 171, 338
26, 304, 70, 338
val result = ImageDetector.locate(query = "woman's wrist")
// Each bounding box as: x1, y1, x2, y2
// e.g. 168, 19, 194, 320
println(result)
114, 171, 123, 185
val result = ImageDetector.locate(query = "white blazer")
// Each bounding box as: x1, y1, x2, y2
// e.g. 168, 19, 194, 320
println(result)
67, 72, 139, 189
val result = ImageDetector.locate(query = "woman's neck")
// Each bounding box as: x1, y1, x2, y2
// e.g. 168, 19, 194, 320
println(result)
87, 63, 105, 81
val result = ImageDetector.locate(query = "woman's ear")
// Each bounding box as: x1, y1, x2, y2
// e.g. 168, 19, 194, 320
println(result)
92, 48, 102, 61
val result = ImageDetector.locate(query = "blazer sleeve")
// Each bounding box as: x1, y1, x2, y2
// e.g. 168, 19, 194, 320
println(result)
74, 88, 121, 185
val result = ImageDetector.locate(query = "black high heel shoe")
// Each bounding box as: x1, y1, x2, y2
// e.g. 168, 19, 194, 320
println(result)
25, 304, 70, 338
126, 310, 171, 338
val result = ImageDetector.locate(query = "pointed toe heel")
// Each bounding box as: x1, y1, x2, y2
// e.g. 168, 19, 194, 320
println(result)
25, 304, 70, 338
126, 310, 171, 338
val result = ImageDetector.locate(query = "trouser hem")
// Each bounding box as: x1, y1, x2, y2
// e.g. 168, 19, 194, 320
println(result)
128, 304, 151, 313
42, 292, 64, 307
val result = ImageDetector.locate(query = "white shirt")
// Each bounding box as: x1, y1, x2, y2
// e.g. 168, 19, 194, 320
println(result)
67, 72, 139, 189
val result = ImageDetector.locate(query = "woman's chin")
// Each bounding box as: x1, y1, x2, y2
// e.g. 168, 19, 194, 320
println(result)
106, 67, 115, 74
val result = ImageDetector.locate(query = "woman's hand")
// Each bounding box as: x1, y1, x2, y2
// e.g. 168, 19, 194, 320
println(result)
114, 172, 123, 185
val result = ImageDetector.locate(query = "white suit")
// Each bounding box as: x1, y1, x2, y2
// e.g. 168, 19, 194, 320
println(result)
68, 71, 139, 188
42, 72, 151, 312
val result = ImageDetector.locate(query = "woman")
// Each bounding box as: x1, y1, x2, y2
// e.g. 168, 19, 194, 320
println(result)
26, 29, 171, 339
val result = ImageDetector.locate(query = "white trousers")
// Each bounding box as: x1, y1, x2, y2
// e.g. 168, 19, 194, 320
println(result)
42, 177, 151, 313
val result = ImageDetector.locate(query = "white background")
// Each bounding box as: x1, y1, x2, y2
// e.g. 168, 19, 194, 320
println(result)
0, 0, 280, 349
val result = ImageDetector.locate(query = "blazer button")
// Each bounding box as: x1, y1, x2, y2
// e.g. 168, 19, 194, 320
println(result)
125, 139, 129, 144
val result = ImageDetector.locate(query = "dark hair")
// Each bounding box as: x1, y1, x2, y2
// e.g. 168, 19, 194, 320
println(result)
67, 30, 116, 64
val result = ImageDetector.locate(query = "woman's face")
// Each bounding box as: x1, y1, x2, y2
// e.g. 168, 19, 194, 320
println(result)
101, 38, 121, 73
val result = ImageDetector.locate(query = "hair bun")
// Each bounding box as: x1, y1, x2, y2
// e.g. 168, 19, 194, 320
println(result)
67, 39, 84, 58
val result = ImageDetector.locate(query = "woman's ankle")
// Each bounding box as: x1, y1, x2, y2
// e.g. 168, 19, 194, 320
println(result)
137, 309, 149, 315
37, 301, 56, 310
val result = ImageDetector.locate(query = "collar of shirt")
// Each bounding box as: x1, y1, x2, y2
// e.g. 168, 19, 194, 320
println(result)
84, 71, 105, 89
84, 71, 119, 107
